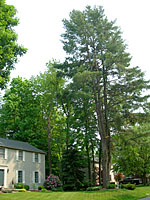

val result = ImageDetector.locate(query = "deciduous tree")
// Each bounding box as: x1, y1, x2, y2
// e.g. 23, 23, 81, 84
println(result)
0, 0, 27, 89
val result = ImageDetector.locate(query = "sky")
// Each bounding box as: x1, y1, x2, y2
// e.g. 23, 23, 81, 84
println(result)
6, 0, 150, 81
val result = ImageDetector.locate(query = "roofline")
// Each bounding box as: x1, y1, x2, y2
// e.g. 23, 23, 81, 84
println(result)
0, 145, 46, 154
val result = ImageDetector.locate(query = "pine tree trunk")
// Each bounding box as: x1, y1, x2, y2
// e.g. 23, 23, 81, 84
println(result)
92, 79, 110, 187
86, 144, 91, 185
91, 142, 96, 185
99, 141, 102, 185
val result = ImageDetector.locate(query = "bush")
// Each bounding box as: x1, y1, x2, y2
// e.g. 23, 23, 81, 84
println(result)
86, 186, 103, 191
121, 183, 136, 190
114, 172, 124, 182
14, 183, 24, 189
24, 184, 30, 190
44, 174, 62, 190
51, 187, 63, 192
38, 186, 44, 190
41, 188, 47, 192
18, 189, 26, 192
106, 184, 116, 189
2, 190, 12, 193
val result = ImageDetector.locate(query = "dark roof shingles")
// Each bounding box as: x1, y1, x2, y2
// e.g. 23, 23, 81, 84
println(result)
0, 138, 44, 154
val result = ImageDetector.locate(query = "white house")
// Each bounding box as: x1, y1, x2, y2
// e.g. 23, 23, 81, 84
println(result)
0, 137, 45, 189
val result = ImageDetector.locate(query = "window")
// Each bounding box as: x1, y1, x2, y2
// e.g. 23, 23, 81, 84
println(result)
35, 172, 39, 183
33, 153, 41, 163
35, 153, 38, 162
18, 151, 23, 160
18, 171, 23, 183
0, 148, 5, 159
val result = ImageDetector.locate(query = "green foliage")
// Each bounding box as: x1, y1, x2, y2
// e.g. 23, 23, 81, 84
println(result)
62, 146, 86, 191
2, 186, 150, 199
41, 188, 47, 192
14, 183, 24, 189
60, 5, 150, 187
0, 0, 27, 89
112, 123, 150, 184
38, 186, 44, 190
2, 189, 12, 193
106, 184, 116, 189
14, 183, 29, 190
121, 184, 136, 190
24, 185, 30, 190
86, 186, 102, 191
18, 189, 26, 192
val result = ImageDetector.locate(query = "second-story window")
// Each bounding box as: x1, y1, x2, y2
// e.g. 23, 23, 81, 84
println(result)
0, 148, 5, 159
35, 153, 38, 162
18, 150, 23, 161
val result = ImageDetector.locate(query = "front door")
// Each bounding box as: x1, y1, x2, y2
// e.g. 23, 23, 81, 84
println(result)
0, 169, 4, 186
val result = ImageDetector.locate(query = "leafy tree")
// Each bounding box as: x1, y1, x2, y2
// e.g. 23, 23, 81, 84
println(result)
112, 123, 150, 185
0, 0, 27, 89
0, 77, 44, 147
32, 62, 65, 175
59, 5, 150, 186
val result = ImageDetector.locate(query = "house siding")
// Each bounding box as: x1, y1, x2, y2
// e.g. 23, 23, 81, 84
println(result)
0, 148, 45, 189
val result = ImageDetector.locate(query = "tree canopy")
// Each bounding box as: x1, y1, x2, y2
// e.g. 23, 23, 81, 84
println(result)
0, 4, 150, 189
0, 0, 27, 89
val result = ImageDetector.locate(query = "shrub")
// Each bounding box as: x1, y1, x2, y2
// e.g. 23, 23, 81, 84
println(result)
14, 183, 24, 189
114, 172, 124, 182
106, 184, 116, 189
41, 188, 47, 192
121, 183, 136, 190
43, 174, 62, 190
86, 186, 103, 191
18, 189, 26, 192
2, 190, 12, 193
38, 186, 44, 190
24, 184, 30, 190
51, 187, 63, 192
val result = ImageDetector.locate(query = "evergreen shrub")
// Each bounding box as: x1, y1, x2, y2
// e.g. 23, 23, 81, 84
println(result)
106, 184, 116, 189
38, 186, 44, 190
14, 183, 24, 189
24, 184, 30, 190
121, 183, 136, 190
86, 186, 103, 191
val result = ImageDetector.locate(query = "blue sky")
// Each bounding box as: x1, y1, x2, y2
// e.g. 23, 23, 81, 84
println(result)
6, 0, 150, 80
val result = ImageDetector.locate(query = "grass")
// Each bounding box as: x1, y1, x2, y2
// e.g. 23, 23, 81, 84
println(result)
1, 186, 150, 200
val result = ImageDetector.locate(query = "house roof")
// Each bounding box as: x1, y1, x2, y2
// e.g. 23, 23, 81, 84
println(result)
0, 138, 45, 154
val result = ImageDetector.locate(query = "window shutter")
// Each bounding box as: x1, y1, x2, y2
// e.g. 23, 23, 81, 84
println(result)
38, 154, 41, 163
16, 150, 19, 160
23, 170, 25, 183
23, 151, 25, 161
39, 172, 41, 183
32, 171, 35, 183
4, 148, 8, 159
16, 170, 18, 183
32, 153, 35, 162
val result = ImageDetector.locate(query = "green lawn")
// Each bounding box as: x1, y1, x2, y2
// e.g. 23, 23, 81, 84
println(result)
1, 186, 150, 200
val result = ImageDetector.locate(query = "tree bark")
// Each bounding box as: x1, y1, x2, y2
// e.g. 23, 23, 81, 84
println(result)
99, 141, 102, 185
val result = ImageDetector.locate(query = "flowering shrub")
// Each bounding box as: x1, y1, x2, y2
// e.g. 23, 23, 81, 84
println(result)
43, 174, 62, 190
114, 172, 124, 182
